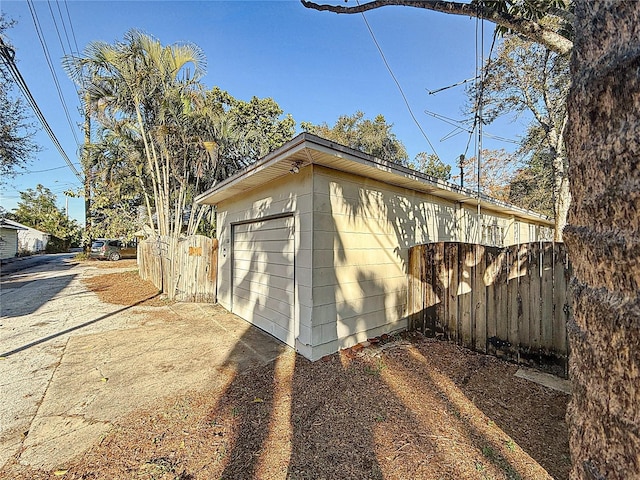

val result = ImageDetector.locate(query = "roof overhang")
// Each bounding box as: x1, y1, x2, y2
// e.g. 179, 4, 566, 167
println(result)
195, 133, 554, 226
0, 219, 28, 231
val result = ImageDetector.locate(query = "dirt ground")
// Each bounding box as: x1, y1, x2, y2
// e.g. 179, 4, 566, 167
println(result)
9, 262, 571, 479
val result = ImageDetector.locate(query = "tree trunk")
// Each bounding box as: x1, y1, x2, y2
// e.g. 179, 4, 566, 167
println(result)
564, 2, 640, 479
549, 116, 570, 242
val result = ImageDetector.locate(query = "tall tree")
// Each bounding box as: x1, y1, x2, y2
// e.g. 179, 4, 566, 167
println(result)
476, 32, 570, 239
0, 15, 40, 184
66, 30, 206, 238
301, 111, 408, 163
564, 2, 640, 479
407, 152, 451, 180
66, 35, 296, 239
9, 184, 81, 250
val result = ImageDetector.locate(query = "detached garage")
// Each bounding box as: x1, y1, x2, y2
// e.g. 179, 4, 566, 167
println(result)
196, 133, 554, 361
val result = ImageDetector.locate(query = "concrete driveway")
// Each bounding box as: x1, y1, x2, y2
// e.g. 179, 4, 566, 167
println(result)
0, 259, 288, 472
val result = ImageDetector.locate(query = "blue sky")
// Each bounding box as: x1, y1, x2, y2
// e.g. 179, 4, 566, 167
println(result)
1, 0, 528, 223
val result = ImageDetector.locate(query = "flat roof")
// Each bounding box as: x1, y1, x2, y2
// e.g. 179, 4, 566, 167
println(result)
195, 133, 554, 226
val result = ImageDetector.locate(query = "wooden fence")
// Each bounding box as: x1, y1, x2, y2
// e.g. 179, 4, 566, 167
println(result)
138, 235, 218, 303
408, 242, 571, 374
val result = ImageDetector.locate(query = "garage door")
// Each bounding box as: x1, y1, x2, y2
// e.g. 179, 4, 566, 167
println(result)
232, 215, 295, 346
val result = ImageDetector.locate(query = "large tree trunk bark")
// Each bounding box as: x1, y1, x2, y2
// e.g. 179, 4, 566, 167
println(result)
564, 2, 640, 479
553, 150, 570, 242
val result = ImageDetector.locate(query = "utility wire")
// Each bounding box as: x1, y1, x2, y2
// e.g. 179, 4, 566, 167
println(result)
27, 0, 81, 147
48, 0, 70, 57
461, 27, 498, 162
19, 164, 80, 174
63, 0, 80, 55
52, 0, 76, 57
356, 0, 439, 158
0, 37, 83, 182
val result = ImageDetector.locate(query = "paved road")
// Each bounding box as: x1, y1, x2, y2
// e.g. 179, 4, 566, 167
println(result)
0, 253, 76, 277
0, 256, 287, 474
0, 256, 133, 469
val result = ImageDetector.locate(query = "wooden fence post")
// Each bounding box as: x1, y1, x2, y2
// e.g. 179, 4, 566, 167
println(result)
407, 241, 571, 374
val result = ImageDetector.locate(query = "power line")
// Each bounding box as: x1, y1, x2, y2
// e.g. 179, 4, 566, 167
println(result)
26, 0, 81, 147
52, 0, 76, 57
48, 0, 70, 57
19, 164, 80, 174
0, 37, 84, 182
62, 0, 81, 55
356, 0, 439, 158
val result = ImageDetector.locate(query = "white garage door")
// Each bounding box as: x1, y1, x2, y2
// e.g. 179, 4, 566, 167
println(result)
232, 215, 295, 346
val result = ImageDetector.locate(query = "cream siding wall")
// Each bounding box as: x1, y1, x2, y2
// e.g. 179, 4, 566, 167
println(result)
18, 228, 49, 252
309, 166, 551, 358
215, 166, 314, 359
214, 161, 553, 361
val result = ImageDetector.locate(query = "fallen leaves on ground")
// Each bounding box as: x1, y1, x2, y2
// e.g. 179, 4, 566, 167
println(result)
4, 334, 570, 480
82, 268, 169, 307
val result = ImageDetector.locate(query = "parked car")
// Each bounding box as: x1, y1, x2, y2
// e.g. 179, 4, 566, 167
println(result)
90, 239, 137, 261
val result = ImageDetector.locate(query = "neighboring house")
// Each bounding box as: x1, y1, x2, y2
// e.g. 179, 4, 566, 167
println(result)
196, 133, 555, 361
0, 220, 26, 260
2, 219, 50, 253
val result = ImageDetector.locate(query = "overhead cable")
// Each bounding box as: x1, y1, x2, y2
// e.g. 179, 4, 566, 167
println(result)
0, 37, 84, 182
356, 0, 439, 158
62, 0, 81, 55
27, 0, 81, 147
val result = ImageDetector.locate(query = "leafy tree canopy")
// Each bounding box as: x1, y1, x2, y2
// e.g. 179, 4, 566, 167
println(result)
407, 152, 451, 181
0, 14, 40, 184
66, 31, 295, 238
301, 111, 408, 164
9, 184, 82, 248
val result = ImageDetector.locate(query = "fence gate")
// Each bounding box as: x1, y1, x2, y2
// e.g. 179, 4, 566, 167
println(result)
138, 235, 217, 303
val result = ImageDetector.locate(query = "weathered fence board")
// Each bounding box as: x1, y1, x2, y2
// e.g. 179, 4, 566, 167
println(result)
138, 235, 217, 303
408, 242, 572, 375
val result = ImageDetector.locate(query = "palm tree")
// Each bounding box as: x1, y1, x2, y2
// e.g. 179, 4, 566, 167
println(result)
65, 30, 206, 237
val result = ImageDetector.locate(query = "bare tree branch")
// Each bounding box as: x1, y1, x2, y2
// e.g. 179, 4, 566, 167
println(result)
301, 0, 573, 55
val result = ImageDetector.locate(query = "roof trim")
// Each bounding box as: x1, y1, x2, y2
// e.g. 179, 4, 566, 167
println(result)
195, 133, 553, 225
0, 219, 29, 231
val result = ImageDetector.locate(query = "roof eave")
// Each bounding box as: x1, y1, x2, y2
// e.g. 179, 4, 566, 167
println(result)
195, 133, 554, 226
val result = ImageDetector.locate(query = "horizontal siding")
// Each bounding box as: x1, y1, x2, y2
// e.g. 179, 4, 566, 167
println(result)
313, 265, 404, 288
313, 275, 406, 306
312, 249, 400, 267
217, 166, 313, 344
0, 228, 18, 260
337, 302, 406, 336
311, 167, 410, 350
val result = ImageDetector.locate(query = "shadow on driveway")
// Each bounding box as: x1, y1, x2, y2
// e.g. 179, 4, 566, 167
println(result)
15, 303, 288, 471
1, 263, 77, 317
0, 294, 159, 358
